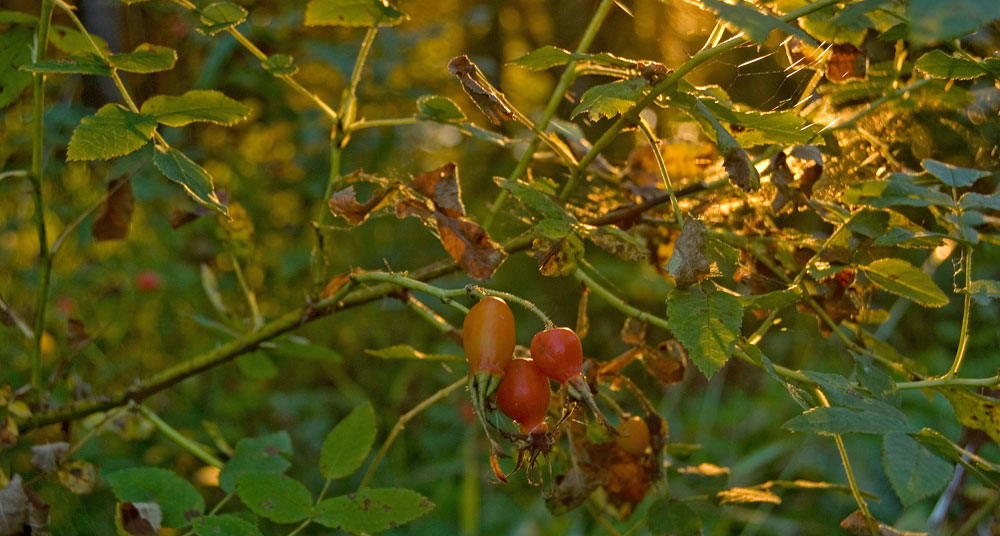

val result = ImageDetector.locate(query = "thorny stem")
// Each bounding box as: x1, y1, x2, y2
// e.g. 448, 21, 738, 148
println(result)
558, 0, 845, 200
467, 286, 553, 329
638, 118, 683, 223
484, 0, 616, 227
30, 0, 55, 393
358, 377, 467, 490
946, 245, 973, 378
813, 388, 880, 536
139, 405, 224, 468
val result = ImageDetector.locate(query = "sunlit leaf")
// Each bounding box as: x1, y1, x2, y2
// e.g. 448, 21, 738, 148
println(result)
140, 90, 250, 127
416, 95, 466, 122
510, 45, 574, 70
571, 78, 646, 121
861, 258, 948, 307
666, 284, 742, 378
109, 44, 177, 73
921, 158, 991, 188
915, 50, 992, 79
717, 487, 781, 505
153, 145, 228, 215
305, 0, 408, 27
700, 0, 815, 45
67, 104, 157, 161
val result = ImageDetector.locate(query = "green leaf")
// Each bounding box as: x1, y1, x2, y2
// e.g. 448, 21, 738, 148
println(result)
105, 468, 205, 529
922, 159, 991, 188
852, 353, 900, 408
577, 224, 647, 262
738, 288, 800, 310
646, 499, 702, 536
873, 227, 952, 249
510, 45, 573, 70
882, 432, 954, 506
940, 388, 1000, 445
199, 1, 248, 35
21, 54, 112, 76
0, 10, 38, 25
783, 406, 910, 435
234, 473, 311, 524
666, 284, 743, 378
261, 54, 298, 76
218, 432, 293, 493
966, 280, 1000, 305
304, 0, 408, 27
907, 0, 1000, 45
49, 25, 110, 56
191, 514, 263, 536
266, 339, 343, 362
320, 402, 376, 479
493, 176, 572, 221
702, 100, 819, 147
861, 258, 949, 308
676, 94, 760, 191
959, 192, 1000, 211
140, 90, 250, 127
416, 95, 466, 123
759, 351, 814, 410
109, 43, 177, 73
153, 145, 228, 215
915, 428, 1000, 488
914, 50, 991, 79
571, 78, 646, 121
0, 25, 34, 109
312, 488, 434, 533
700, 0, 815, 45
364, 345, 462, 361
842, 173, 955, 209
67, 104, 157, 161
235, 352, 279, 380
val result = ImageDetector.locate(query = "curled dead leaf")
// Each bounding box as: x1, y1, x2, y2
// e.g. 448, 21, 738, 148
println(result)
666, 218, 711, 288
448, 55, 514, 126
92, 178, 133, 241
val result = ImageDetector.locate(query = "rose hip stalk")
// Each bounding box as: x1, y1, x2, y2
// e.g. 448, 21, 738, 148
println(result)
530, 327, 615, 434
463, 296, 516, 447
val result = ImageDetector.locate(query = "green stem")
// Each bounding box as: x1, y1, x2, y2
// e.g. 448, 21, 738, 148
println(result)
230, 253, 263, 330
348, 116, 420, 132
484, 0, 616, 226
813, 388, 880, 536
358, 376, 466, 490
404, 295, 460, 336
29, 0, 55, 393
558, 0, 844, 200
466, 286, 552, 329
312, 143, 343, 289
946, 245, 973, 378
897, 375, 999, 390
343, 27, 378, 126
573, 268, 669, 331
139, 405, 224, 468
638, 118, 682, 223
353, 272, 470, 313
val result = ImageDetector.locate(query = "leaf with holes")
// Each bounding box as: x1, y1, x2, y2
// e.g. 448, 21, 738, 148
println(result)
234, 473, 311, 524
861, 258, 948, 307
105, 467, 204, 528
666, 284, 743, 378
141, 90, 250, 127
313, 488, 434, 533
67, 104, 157, 161
320, 402, 376, 479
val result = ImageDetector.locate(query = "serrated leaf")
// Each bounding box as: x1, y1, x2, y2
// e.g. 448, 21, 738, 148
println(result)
416, 95, 466, 122
882, 432, 953, 506
861, 258, 948, 307
191, 514, 263, 536
199, 1, 248, 35
109, 43, 177, 73
319, 403, 376, 479
234, 473, 311, 524
153, 145, 228, 215
21, 54, 112, 76
571, 77, 646, 121
218, 432, 293, 493
510, 45, 574, 70
699, 97, 820, 147
701, 0, 815, 45
666, 284, 743, 378
914, 50, 990, 79
494, 176, 572, 221
959, 192, 1000, 211
738, 288, 800, 310
305, 0, 408, 27
235, 352, 278, 380
578, 224, 647, 262
842, 173, 955, 208
783, 406, 911, 435
67, 104, 157, 161
313, 488, 434, 533
105, 468, 205, 528
0, 25, 33, 108
922, 159, 991, 188
873, 227, 952, 249
261, 54, 298, 76
915, 428, 1000, 487
140, 90, 250, 127
647, 500, 702, 536
364, 345, 462, 361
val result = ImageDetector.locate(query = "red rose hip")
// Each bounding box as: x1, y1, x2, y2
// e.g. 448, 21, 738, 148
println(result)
496, 358, 550, 434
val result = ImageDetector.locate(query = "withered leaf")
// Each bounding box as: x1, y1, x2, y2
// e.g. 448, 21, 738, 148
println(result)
532, 234, 584, 277
328, 183, 400, 225
1, 416, 18, 448
92, 178, 134, 241
826, 44, 866, 83
448, 55, 514, 126
67, 317, 91, 350
320, 272, 354, 300
620, 318, 646, 346
30, 442, 69, 473
25, 488, 49, 536
723, 146, 756, 192
667, 218, 711, 288
118, 502, 161, 536
0, 474, 29, 535
408, 163, 464, 218
435, 213, 506, 280
644, 339, 687, 386
581, 442, 654, 508
544, 466, 601, 515
57, 459, 97, 494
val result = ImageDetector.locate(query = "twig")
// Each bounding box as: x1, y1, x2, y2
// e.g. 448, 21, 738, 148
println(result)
139, 404, 224, 468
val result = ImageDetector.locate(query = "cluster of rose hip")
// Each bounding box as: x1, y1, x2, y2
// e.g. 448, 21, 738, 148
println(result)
463, 297, 615, 450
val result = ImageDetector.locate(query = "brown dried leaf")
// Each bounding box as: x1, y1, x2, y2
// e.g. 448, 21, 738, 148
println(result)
92, 178, 133, 241
328, 183, 400, 225
643, 340, 687, 386
667, 218, 711, 288
620, 318, 646, 346
30, 442, 69, 473
0, 474, 29, 535
436, 213, 506, 280
840, 510, 922, 536
0, 416, 18, 449
826, 44, 867, 83
448, 55, 513, 126
532, 234, 583, 277
408, 163, 464, 218
67, 318, 91, 350
57, 460, 97, 494
25, 488, 49, 536
723, 146, 755, 192
117, 502, 161, 536
544, 466, 601, 514
582, 442, 653, 508
320, 272, 353, 300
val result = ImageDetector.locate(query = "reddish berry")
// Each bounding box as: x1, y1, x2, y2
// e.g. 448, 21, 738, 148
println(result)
529, 327, 582, 383
135, 270, 163, 292
496, 358, 550, 434
463, 297, 516, 375
614, 416, 651, 456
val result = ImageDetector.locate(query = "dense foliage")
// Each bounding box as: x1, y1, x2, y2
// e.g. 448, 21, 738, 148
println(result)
1, 0, 999, 534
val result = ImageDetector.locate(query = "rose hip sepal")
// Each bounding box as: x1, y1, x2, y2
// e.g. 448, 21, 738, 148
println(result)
530, 327, 616, 435
463, 296, 516, 449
